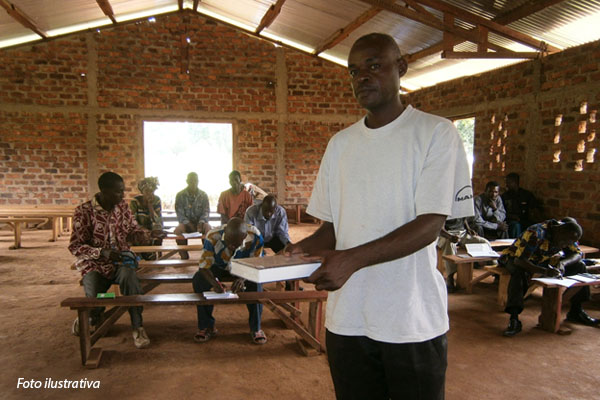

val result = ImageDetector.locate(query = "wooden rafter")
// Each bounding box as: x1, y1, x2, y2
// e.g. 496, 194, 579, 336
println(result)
178, 0, 183, 11
96, 0, 116, 24
413, 0, 560, 52
256, 0, 286, 34
193, 0, 200, 12
0, 0, 47, 38
405, 0, 566, 63
313, 7, 381, 55
359, 0, 510, 53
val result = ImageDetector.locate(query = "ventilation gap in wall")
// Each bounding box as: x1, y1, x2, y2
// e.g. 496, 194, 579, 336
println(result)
489, 146, 494, 155
588, 130, 596, 142
497, 138, 502, 147
586, 148, 596, 163
501, 161, 505, 172
554, 132, 561, 144
577, 140, 586, 153
502, 145, 506, 155
555, 114, 562, 126
590, 111, 597, 123
491, 114, 496, 124
504, 114, 508, 122
503, 130, 508, 139
495, 154, 501, 163
489, 162, 493, 171
553, 150, 561, 163
580, 102, 588, 114
490, 130, 494, 140
575, 159, 583, 172
498, 122, 503, 131
579, 120, 587, 134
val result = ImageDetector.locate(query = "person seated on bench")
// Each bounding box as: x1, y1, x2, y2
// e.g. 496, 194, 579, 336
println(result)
244, 194, 295, 290
500, 218, 599, 337
192, 217, 266, 344
130, 176, 165, 260
69, 171, 161, 349
473, 181, 508, 240
502, 172, 540, 238
174, 172, 211, 259
437, 217, 489, 292
217, 170, 253, 225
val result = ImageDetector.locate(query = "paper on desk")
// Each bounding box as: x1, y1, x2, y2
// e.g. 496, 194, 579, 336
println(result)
182, 232, 202, 239
568, 273, 600, 283
532, 277, 579, 287
465, 243, 500, 258
203, 291, 239, 299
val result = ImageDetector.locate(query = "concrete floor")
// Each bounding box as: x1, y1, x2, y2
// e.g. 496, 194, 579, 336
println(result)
1, 223, 599, 399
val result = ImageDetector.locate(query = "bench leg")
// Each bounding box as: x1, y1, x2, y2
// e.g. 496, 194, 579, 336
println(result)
455, 263, 473, 292
538, 287, 565, 333
9, 221, 22, 250
50, 217, 59, 242
497, 274, 510, 307
77, 309, 103, 368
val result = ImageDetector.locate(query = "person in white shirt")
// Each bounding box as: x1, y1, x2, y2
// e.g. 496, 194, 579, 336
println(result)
286, 33, 473, 400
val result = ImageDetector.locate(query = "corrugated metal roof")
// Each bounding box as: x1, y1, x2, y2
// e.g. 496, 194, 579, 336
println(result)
1, 0, 600, 89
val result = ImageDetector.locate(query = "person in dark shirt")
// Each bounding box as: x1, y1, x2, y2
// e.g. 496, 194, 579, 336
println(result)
501, 173, 540, 238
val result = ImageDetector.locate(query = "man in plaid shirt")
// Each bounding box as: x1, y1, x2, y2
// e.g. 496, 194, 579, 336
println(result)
499, 218, 598, 336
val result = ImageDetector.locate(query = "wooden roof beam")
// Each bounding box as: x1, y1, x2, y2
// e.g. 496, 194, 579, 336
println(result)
406, 0, 566, 64
313, 6, 381, 55
256, 0, 286, 34
359, 0, 511, 53
193, 0, 200, 12
413, 0, 560, 52
96, 0, 116, 24
0, 0, 47, 38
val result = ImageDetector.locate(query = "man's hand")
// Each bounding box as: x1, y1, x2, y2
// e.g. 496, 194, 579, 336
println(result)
487, 199, 497, 210
284, 242, 304, 255
151, 229, 166, 239
497, 221, 508, 231
304, 249, 358, 291
449, 234, 460, 243
100, 248, 121, 261
231, 278, 246, 293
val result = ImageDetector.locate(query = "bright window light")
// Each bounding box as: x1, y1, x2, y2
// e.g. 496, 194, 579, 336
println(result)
0, 33, 41, 49
318, 52, 347, 67
196, 5, 255, 32
46, 17, 113, 37
541, 10, 600, 47
116, 5, 178, 23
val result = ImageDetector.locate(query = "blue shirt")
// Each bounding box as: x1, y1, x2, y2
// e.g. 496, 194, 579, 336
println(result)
198, 224, 264, 270
244, 203, 290, 244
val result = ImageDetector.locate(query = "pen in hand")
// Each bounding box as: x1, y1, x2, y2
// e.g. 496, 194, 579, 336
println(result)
214, 277, 226, 292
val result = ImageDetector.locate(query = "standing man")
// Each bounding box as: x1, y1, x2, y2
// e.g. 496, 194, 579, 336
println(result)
502, 172, 539, 238
286, 33, 473, 399
473, 181, 508, 240
192, 218, 266, 344
69, 172, 158, 349
175, 172, 211, 259
217, 170, 253, 225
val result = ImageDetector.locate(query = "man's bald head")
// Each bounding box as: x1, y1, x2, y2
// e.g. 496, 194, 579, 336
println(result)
224, 217, 248, 251
351, 33, 402, 59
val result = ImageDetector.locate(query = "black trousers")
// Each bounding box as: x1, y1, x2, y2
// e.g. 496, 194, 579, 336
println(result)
505, 259, 590, 315
326, 330, 447, 400
264, 236, 286, 253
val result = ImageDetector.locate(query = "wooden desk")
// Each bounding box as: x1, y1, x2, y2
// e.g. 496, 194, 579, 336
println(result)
0, 217, 48, 249
130, 244, 204, 260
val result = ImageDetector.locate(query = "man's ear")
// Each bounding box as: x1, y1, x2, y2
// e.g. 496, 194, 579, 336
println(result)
397, 56, 408, 78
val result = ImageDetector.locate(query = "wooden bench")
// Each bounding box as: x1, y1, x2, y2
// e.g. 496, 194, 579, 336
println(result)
0, 217, 48, 249
0, 206, 74, 242
61, 290, 328, 368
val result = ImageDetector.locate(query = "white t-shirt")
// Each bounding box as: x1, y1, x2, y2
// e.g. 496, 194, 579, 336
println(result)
307, 105, 474, 343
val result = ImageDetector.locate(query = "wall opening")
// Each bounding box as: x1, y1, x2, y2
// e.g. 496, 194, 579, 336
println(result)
143, 121, 233, 211
453, 116, 475, 176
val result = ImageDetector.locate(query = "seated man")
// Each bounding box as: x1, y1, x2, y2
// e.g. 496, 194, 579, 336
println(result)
174, 172, 211, 259
502, 172, 540, 238
437, 217, 489, 292
69, 171, 160, 349
217, 170, 253, 225
473, 181, 508, 240
500, 218, 599, 337
192, 217, 267, 344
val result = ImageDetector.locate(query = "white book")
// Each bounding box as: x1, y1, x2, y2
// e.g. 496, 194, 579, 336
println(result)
230, 254, 321, 283
182, 232, 203, 239
532, 277, 579, 287
465, 243, 500, 258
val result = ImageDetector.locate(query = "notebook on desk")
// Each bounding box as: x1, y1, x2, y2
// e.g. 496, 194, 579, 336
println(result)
465, 243, 500, 258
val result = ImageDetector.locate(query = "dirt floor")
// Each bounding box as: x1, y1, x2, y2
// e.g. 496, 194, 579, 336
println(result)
1, 224, 600, 400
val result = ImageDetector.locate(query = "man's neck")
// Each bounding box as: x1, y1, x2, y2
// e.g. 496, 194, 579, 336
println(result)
364, 98, 405, 129
96, 194, 114, 212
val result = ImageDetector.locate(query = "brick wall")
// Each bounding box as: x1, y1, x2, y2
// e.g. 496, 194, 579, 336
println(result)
0, 11, 359, 209
406, 39, 600, 246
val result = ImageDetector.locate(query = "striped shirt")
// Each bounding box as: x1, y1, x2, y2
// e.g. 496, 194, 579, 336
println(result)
198, 224, 264, 270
